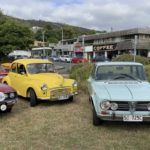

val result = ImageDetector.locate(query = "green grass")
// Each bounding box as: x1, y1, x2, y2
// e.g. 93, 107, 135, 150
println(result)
1, 95, 150, 150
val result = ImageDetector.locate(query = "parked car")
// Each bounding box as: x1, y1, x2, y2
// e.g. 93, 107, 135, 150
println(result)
0, 65, 9, 82
1, 63, 12, 71
0, 83, 17, 112
2, 59, 78, 107
71, 57, 88, 63
49, 56, 59, 62
88, 62, 150, 125
64, 56, 72, 63
59, 55, 71, 62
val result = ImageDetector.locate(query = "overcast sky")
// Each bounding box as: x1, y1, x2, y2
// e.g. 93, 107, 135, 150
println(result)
0, 0, 150, 31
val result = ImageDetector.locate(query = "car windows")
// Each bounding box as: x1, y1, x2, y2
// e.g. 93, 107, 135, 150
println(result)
96, 65, 146, 81
11, 63, 17, 73
17, 64, 26, 74
27, 63, 54, 74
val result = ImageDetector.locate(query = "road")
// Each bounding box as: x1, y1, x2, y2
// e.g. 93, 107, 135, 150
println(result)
53, 61, 73, 74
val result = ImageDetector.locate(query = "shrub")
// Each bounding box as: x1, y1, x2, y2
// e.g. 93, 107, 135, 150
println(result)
112, 54, 150, 65
70, 63, 93, 93
144, 65, 150, 82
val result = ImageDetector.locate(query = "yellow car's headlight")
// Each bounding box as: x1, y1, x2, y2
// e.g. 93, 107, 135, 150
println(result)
41, 84, 48, 91
73, 81, 78, 87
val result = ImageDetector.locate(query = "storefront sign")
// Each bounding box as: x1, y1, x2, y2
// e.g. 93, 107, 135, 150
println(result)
74, 47, 84, 52
93, 45, 115, 51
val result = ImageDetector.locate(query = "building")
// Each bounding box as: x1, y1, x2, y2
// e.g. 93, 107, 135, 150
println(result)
77, 28, 150, 59
54, 38, 77, 56
35, 27, 150, 60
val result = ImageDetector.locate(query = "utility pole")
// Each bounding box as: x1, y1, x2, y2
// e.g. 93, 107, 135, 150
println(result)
134, 35, 137, 62
82, 35, 85, 58
42, 30, 46, 57
61, 27, 63, 44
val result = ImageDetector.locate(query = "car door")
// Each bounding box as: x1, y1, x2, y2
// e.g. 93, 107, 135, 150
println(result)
15, 63, 28, 96
8, 63, 18, 89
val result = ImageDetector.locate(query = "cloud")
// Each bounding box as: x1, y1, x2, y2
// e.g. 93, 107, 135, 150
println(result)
0, 0, 150, 30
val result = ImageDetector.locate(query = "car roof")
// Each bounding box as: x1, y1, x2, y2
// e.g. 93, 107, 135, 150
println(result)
13, 58, 52, 65
95, 61, 143, 66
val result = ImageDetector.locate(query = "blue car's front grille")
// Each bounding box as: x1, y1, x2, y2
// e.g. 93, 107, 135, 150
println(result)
109, 101, 149, 111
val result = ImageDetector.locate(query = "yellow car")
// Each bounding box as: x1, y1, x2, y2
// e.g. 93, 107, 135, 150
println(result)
2, 59, 78, 106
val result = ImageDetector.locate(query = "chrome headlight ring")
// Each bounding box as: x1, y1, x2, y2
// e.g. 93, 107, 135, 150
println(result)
73, 81, 78, 87
41, 84, 48, 91
147, 103, 150, 111
110, 103, 118, 111
0, 92, 5, 102
9, 93, 15, 98
100, 101, 111, 111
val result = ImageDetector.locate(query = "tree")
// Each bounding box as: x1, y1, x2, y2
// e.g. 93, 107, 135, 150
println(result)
0, 12, 34, 55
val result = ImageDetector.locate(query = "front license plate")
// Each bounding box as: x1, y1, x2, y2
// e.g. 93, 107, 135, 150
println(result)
123, 115, 143, 122
58, 95, 69, 100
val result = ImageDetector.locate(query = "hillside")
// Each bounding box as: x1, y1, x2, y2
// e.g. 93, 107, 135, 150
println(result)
5, 14, 106, 43
23, 19, 106, 42
25, 19, 104, 35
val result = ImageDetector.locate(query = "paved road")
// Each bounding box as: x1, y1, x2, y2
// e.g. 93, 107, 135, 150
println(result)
53, 61, 73, 74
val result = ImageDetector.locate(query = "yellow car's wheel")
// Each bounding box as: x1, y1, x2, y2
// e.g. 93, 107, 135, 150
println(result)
69, 96, 74, 101
29, 89, 38, 107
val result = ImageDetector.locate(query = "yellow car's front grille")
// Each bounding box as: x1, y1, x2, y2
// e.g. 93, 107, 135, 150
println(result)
50, 87, 71, 98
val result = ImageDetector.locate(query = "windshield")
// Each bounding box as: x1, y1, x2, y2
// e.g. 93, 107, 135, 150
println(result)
96, 65, 147, 81
27, 63, 55, 74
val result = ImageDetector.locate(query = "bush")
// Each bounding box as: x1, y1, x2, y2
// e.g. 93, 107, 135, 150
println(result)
144, 65, 150, 82
69, 63, 93, 93
112, 54, 150, 65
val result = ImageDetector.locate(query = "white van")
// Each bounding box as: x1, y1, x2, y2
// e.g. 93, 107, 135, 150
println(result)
8, 50, 31, 59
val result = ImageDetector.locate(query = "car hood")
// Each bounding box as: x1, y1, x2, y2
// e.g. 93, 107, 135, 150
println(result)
94, 81, 150, 101
0, 83, 16, 93
30, 73, 65, 87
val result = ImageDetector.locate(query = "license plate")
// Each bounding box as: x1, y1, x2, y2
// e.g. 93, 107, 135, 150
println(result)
123, 115, 143, 122
58, 95, 69, 100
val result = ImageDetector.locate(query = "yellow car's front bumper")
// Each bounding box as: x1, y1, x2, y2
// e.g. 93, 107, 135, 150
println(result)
38, 92, 78, 101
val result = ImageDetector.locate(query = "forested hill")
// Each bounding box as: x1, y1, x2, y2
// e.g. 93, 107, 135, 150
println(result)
6, 14, 106, 42
25, 19, 104, 35
0, 11, 106, 56
21, 19, 106, 43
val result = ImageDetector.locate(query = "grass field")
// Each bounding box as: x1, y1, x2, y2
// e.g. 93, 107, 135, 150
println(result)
0, 93, 150, 150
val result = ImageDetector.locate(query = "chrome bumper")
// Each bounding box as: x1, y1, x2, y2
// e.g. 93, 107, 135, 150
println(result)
98, 113, 150, 122
38, 92, 78, 101
0, 99, 17, 106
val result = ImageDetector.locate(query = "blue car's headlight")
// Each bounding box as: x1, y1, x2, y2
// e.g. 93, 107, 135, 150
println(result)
110, 103, 118, 111
100, 101, 110, 111
147, 103, 150, 111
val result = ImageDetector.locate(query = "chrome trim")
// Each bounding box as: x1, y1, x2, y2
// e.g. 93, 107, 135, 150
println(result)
98, 113, 150, 121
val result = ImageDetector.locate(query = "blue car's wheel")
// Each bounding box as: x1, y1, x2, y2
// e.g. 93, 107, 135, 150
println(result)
92, 102, 102, 126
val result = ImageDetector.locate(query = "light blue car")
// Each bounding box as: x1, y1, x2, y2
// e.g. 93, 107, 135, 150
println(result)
88, 62, 150, 126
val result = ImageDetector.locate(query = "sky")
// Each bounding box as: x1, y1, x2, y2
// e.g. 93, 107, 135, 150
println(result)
0, 0, 150, 31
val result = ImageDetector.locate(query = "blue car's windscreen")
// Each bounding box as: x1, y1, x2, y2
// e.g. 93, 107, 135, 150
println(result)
96, 65, 147, 81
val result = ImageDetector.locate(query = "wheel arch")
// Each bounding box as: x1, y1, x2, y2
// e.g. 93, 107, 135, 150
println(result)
26, 87, 36, 98
90, 95, 99, 114
2, 77, 11, 85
